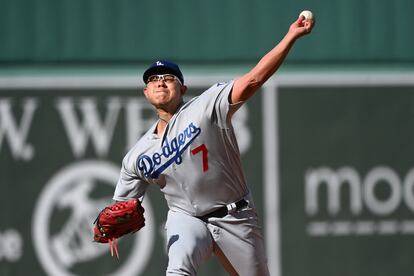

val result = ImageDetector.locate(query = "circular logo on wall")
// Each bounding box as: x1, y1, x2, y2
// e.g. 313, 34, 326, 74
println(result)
32, 160, 155, 276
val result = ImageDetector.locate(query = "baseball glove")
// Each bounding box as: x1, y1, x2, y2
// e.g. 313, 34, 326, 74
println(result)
93, 198, 145, 258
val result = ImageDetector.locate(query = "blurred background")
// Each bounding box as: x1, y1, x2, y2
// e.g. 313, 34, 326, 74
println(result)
1, 0, 413, 275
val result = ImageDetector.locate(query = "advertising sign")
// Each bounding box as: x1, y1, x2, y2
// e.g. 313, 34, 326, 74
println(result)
0, 81, 261, 276
278, 85, 414, 276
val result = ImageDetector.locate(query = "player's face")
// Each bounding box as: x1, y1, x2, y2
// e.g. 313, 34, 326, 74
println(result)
143, 74, 187, 112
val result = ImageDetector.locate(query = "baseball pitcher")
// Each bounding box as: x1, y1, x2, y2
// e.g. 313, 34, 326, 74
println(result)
110, 13, 314, 275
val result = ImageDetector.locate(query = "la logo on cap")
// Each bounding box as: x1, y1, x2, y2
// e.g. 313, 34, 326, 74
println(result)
156, 61, 164, 66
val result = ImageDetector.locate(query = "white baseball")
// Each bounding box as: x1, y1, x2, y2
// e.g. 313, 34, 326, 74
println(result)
300, 10, 314, 21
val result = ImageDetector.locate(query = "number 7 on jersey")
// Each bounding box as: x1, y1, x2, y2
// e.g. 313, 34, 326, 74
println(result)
191, 144, 209, 172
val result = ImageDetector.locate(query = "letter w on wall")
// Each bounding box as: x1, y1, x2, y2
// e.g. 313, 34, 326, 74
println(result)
0, 98, 37, 161
55, 97, 121, 158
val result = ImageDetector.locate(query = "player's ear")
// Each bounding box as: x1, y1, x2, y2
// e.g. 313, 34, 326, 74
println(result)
180, 85, 187, 95
143, 86, 149, 97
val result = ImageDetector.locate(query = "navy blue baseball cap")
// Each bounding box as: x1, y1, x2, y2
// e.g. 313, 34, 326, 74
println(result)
143, 60, 184, 84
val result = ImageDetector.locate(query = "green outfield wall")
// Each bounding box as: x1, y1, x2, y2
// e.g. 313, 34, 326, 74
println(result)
1, 0, 414, 275
1, 73, 414, 276
0, 0, 413, 65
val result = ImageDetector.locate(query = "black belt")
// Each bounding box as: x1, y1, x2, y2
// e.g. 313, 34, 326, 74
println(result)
196, 199, 249, 222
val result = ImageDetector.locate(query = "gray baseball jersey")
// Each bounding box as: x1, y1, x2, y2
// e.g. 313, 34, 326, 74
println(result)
113, 81, 250, 216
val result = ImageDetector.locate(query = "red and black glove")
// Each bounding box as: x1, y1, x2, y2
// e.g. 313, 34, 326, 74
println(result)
93, 198, 145, 258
